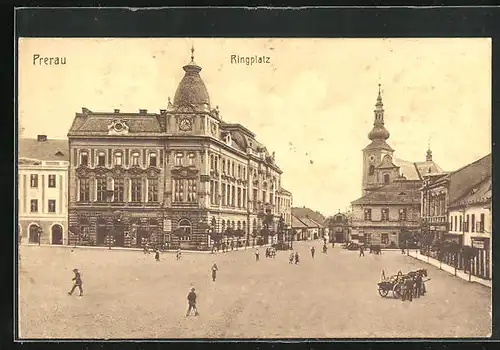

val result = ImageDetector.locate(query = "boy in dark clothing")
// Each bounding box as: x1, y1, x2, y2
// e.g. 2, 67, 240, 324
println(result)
155, 249, 160, 262
186, 288, 199, 316
311, 246, 315, 258
68, 269, 83, 296
359, 246, 365, 257
294, 252, 300, 264
322, 245, 328, 254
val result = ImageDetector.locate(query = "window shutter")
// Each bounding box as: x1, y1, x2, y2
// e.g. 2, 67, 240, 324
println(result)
125, 149, 129, 167
90, 149, 95, 167
108, 149, 112, 166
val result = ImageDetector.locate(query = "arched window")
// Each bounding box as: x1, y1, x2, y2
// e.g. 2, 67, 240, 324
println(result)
237, 221, 241, 229
80, 151, 89, 166
114, 152, 123, 166
231, 221, 235, 228
97, 152, 106, 166
131, 152, 140, 166
384, 174, 390, 184
369, 165, 375, 176
178, 219, 192, 241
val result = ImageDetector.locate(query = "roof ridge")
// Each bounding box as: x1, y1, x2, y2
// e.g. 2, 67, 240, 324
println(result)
450, 153, 491, 175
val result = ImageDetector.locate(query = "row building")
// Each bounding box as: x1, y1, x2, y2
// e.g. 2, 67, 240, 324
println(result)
18, 135, 69, 245
67, 48, 292, 250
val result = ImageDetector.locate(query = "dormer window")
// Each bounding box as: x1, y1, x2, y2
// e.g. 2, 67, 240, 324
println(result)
97, 152, 106, 166
149, 153, 157, 167
114, 152, 123, 166
226, 134, 231, 145
80, 152, 88, 166
131, 152, 140, 166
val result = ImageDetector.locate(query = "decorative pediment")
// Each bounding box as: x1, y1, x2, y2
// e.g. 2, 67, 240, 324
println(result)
111, 165, 125, 177
171, 166, 199, 178
94, 166, 109, 176
146, 167, 161, 178
107, 119, 130, 135
128, 165, 143, 176
76, 166, 91, 177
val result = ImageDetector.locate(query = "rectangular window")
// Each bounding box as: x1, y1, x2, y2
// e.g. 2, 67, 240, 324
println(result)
131, 178, 142, 202
466, 214, 470, 232
222, 183, 226, 206
237, 188, 242, 208
30, 199, 38, 212
210, 181, 214, 204
96, 178, 107, 202
48, 199, 56, 213
232, 163, 235, 176
149, 153, 157, 167
471, 214, 475, 232
243, 167, 246, 179
30, 174, 38, 188
238, 165, 241, 178
364, 209, 372, 221
454, 216, 458, 232
48, 175, 56, 188
131, 153, 140, 166
175, 153, 183, 166
253, 189, 258, 204
188, 153, 195, 166
98, 153, 106, 166
243, 189, 247, 208
398, 208, 407, 221
187, 179, 197, 202
459, 215, 463, 232
114, 152, 123, 166
81, 153, 88, 166
114, 178, 124, 202
262, 190, 266, 204
79, 178, 90, 202
381, 208, 389, 221
480, 213, 485, 233
173, 179, 184, 202
148, 178, 158, 202
231, 185, 235, 207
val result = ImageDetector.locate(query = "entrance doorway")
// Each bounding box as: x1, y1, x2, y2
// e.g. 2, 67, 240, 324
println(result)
51, 224, 63, 245
29, 224, 39, 244
113, 220, 125, 247
96, 218, 107, 246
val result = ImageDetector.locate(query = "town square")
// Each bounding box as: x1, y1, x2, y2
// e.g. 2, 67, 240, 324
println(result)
17, 37, 491, 339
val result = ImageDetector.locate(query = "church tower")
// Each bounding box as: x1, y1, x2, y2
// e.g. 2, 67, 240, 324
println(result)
361, 84, 396, 195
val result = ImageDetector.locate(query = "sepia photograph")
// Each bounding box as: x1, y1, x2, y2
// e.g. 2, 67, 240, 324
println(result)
17, 37, 492, 339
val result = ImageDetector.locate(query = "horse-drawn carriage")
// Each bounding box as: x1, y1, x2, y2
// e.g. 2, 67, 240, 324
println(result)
377, 269, 428, 299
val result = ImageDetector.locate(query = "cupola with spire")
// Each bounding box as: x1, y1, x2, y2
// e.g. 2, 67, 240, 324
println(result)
426, 140, 433, 162
368, 84, 390, 141
173, 45, 211, 110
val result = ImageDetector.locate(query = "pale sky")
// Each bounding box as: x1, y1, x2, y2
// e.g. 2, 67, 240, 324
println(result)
18, 38, 491, 217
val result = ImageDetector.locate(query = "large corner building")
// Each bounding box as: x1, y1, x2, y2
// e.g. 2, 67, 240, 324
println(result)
67, 49, 292, 250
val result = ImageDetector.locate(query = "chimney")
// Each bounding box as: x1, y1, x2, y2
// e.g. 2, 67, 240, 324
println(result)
139, 109, 147, 114
37, 135, 47, 142
114, 109, 120, 113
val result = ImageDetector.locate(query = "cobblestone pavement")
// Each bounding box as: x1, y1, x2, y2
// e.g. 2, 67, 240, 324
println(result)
18, 240, 491, 339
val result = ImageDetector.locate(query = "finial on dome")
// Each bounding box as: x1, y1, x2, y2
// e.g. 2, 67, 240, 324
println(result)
190, 44, 195, 62
426, 137, 433, 161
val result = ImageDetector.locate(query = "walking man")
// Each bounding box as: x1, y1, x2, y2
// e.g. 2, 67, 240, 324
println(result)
289, 251, 294, 264
186, 287, 199, 316
402, 277, 414, 302
155, 249, 160, 262
255, 248, 260, 262
311, 246, 315, 259
322, 244, 328, 254
211, 263, 219, 282
359, 245, 365, 257
176, 248, 182, 260
68, 268, 83, 297
294, 251, 300, 264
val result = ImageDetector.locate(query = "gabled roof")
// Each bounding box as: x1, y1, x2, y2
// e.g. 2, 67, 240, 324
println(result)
18, 138, 69, 161
448, 153, 492, 206
298, 216, 321, 228
394, 158, 444, 181
451, 176, 491, 208
291, 207, 325, 224
291, 215, 307, 229
352, 180, 421, 205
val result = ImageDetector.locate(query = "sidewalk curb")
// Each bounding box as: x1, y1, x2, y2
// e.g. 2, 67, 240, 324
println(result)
407, 251, 491, 288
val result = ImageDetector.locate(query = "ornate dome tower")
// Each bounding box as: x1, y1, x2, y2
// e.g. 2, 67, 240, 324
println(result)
368, 84, 390, 141
173, 46, 211, 111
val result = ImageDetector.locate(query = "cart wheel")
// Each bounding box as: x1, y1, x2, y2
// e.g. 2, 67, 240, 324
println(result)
393, 284, 402, 299
378, 287, 389, 297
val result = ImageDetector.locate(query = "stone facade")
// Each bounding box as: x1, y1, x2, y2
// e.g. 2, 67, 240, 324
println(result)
67, 51, 292, 250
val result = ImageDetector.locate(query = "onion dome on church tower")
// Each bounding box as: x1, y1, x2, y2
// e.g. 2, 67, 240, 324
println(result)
173, 45, 211, 109
368, 84, 390, 141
